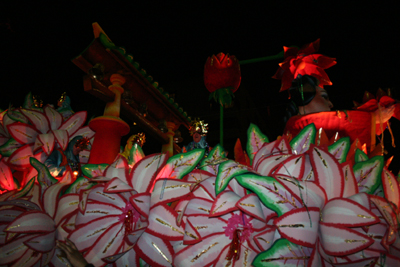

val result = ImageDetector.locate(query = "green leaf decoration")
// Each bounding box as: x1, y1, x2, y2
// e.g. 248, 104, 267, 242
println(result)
81, 163, 109, 178
353, 156, 384, 194
253, 239, 311, 266
354, 149, 369, 163
22, 92, 34, 109
215, 159, 254, 195
373, 184, 385, 198
7, 110, 28, 124
129, 143, 145, 166
198, 144, 227, 175
208, 87, 235, 107
157, 149, 205, 180
247, 123, 269, 166
328, 137, 350, 164
139, 258, 148, 267
13, 177, 20, 189
8, 178, 35, 200
0, 138, 21, 157
65, 176, 94, 194
290, 123, 316, 154
236, 173, 302, 216
30, 157, 58, 190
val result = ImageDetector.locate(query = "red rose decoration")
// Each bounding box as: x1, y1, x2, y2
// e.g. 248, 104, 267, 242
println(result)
204, 52, 241, 93
204, 53, 241, 107
273, 39, 336, 92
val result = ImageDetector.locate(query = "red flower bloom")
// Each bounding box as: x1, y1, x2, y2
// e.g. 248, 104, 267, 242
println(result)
273, 39, 336, 92
204, 52, 241, 93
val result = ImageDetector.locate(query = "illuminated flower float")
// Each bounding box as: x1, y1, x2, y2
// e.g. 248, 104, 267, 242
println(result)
238, 124, 400, 266
0, 90, 399, 266
0, 120, 399, 266
155, 124, 400, 266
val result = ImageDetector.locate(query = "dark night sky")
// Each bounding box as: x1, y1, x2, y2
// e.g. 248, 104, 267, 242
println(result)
1, 2, 399, 170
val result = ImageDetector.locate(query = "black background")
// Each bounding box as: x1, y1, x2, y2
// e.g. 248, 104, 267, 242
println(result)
1, 1, 399, 173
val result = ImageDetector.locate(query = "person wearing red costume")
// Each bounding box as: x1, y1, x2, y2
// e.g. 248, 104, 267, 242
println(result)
275, 39, 396, 152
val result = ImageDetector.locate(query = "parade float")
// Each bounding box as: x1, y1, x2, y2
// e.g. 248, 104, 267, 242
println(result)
0, 24, 400, 267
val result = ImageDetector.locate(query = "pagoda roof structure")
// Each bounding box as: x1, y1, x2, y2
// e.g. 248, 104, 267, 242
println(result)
72, 23, 191, 154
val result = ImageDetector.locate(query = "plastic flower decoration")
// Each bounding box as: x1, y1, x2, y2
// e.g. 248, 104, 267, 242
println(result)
0, 159, 18, 192
0, 105, 93, 185
234, 124, 400, 266
68, 147, 205, 267
204, 52, 241, 107
0, 159, 78, 267
69, 151, 167, 267
152, 167, 276, 266
273, 39, 337, 92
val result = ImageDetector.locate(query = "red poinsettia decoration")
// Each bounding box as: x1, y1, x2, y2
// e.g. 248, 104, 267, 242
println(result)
204, 52, 241, 107
273, 39, 336, 92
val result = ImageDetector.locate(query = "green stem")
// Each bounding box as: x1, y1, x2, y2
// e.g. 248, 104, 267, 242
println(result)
239, 50, 284, 65
220, 104, 223, 147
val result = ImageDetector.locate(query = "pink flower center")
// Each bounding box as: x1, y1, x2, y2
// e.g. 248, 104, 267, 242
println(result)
223, 213, 253, 242
119, 203, 139, 234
